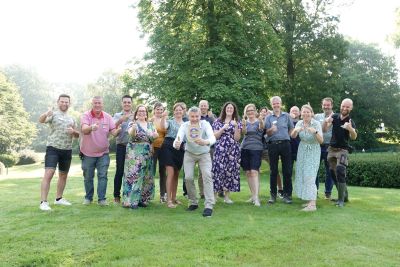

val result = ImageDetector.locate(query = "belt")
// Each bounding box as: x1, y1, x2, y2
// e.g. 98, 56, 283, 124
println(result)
268, 140, 289, 145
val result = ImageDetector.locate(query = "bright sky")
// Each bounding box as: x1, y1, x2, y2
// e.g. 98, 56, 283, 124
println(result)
0, 0, 399, 84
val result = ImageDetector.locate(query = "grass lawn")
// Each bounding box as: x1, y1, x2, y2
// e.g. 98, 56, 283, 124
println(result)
0, 155, 399, 266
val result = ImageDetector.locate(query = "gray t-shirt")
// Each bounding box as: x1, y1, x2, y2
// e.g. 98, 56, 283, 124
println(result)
314, 113, 333, 145
113, 111, 133, 145
264, 112, 294, 142
241, 120, 264, 150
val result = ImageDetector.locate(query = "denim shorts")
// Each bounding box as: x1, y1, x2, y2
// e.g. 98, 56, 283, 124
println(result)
240, 149, 262, 171
44, 146, 72, 173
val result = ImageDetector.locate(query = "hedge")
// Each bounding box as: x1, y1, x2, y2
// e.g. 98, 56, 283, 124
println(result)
317, 153, 400, 189
0, 154, 18, 168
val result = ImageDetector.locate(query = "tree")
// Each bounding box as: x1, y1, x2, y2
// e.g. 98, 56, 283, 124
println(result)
263, 0, 347, 109
340, 41, 400, 149
0, 72, 37, 153
135, 0, 284, 112
2, 65, 52, 151
391, 7, 400, 48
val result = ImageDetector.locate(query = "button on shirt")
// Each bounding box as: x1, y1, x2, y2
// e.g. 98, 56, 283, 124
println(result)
45, 110, 76, 150
264, 112, 294, 141
80, 111, 116, 157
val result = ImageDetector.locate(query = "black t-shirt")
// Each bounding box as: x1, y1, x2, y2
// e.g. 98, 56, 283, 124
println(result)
330, 113, 356, 149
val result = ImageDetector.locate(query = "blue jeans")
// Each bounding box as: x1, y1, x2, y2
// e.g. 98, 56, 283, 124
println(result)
82, 153, 110, 201
316, 145, 334, 194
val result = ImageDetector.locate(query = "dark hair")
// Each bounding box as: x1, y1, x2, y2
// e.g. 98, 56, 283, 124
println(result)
219, 101, 239, 122
133, 104, 148, 121
153, 102, 164, 110
259, 107, 268, 112
58, 94, 70, 101
122, 95, 132, 101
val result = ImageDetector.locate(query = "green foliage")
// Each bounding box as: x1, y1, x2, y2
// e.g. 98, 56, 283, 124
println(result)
0, 153, 18, 168
16, 149, 40, 165
265, 0, 347, 109
391, 7, 400, 48
135, 0, 284, 112
347, 153, 400, 188
340, 41, 400, 148
0, 72, 37, 153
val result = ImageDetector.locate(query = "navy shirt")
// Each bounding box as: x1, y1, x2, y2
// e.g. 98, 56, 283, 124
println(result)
264, 112, 294, 142
330, 113, 356, 149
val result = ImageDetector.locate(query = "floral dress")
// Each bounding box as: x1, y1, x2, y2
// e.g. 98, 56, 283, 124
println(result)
212, 119, 242, 192
294, 119, 322, 200
122, 122, 156, 207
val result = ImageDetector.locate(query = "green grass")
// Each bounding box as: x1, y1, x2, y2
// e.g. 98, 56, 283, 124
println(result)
0, 156, 399, 266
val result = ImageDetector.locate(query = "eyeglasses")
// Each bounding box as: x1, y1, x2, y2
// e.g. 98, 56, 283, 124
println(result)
246, 109, 255, 112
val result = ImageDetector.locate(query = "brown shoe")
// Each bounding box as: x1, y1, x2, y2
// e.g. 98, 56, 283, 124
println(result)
114, 197, 121, 204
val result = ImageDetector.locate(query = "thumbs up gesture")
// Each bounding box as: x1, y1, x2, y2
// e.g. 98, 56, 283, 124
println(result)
174, 136, 182, 149
46, 107, 54, 117
342, 119, 353, 131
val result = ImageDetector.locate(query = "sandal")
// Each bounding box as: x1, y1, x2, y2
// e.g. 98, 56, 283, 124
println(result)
167, 201, 177, 209
301, 204, 317, 212
173, 199, 182, 205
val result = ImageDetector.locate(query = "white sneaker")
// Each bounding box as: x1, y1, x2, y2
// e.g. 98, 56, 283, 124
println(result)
54, 198, 72, 206
254, 199, 261, 207
82, 199, 92, 205
39, 201, 51, 211
98, 200, 109, 206
223, 198, 234, 204
246, 197, 254, 203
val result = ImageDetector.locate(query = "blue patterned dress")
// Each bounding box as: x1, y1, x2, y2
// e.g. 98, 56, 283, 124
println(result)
212, 119, 242, 192
122, 122, 156, 206
294, 119, 322, 200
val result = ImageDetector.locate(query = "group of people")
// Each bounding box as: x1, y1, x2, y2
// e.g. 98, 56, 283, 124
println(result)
39, 94, 357, 217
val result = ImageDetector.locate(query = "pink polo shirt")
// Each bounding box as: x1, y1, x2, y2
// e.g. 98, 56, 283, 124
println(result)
80, 110, 116, 157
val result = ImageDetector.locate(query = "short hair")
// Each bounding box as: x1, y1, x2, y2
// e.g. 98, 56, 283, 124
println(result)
173, 103, 185, 111
122, 95, 132, 101
153, 102, 164, 110
290, 106, 300, 112
199, 100, 209, 106
322, 97, 333, 105
188, 106, 200, 113
259, 107, 269, 112
58, 94, 70, 101
301, 104, 314, 115
270, 96, 282, 105
342, 98, 353, 106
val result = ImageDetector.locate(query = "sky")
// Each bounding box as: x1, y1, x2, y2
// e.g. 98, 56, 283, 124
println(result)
0, 0, 399, 84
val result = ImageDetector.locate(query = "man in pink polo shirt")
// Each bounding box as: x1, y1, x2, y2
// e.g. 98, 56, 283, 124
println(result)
80, 96, 119, 206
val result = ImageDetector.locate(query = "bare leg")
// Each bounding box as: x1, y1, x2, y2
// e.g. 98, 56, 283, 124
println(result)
56, 171, 68, 199
166, 166, 176, 208
41, 169, 55, 201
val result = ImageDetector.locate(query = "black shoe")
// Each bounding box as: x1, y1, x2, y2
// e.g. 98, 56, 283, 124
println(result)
130, 204, 139, 209
283, 196, 292, 204
202, 208, 213, 217
186, 205, 199, 211
277, 190, 284, 199
218, 192, 224, 198
138, 202, 148, 208
200, 194, 205, 199
268, 194, 277, 204
335, 201, 345, 207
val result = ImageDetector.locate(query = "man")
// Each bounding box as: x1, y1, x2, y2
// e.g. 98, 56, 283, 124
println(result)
198, 99, 216, 199
323, 98, 357, 207
315, 97, 335, 199
174, 106, 216, 217
38, 94, 79, 211
265, 96, 294, 204
112, 95, 133, 203
80, 96, 119, 206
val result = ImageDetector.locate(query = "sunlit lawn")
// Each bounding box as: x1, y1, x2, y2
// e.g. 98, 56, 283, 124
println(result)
0, 155, 399, 266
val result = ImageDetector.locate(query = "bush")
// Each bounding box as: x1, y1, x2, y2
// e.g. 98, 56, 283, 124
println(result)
347, 153, 400, 189
16, 149, 40, 165
0, 154, 18, 168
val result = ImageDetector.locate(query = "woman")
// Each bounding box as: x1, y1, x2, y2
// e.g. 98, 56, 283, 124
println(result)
212, 102, 242, 204
259, 107, 284, 198
291, 104, 323, 211
160, 103, 185, 208
122, 105, 158, 209
241, 104, 264, 206
151, 102, 167, 203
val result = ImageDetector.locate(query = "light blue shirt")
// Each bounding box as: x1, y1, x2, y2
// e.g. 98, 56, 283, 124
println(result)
314, 113, 333, 145
264, 112, 294, 141
113, 111, 132, 145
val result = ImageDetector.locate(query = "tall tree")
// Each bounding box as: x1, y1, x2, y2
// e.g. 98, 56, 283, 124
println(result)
136, 0, 284, 112
264, 0, 347, 108
391, 7, 400, 48
340, 41, 400, 148
0, 72, 37, 153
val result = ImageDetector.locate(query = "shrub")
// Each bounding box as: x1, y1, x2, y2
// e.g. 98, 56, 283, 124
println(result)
16, 149, 40, 165
347, 153, 400, 189
0, 153, 18, 168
